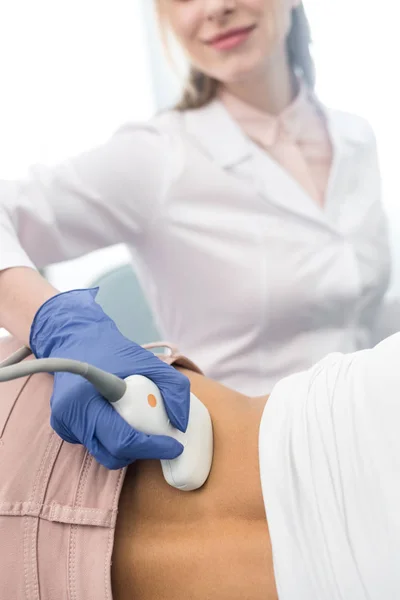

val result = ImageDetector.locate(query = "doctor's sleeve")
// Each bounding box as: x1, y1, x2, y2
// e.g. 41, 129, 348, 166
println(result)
354, 121, 400, 345
372, 296, 400, 343
370, 188, 400, 344
0, 124, 173, 271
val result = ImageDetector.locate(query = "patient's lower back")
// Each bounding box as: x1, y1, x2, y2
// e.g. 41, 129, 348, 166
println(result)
111, 370, 277, 600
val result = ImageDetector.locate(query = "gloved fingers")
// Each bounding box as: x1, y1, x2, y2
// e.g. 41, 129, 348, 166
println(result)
88, 397, 184, 463
90, 431, 184, 470
88, 440, 133, 470
50, 411, 80, 445
136, 362, 191, 432
118, 433, 184, 461
158, 384, 190, 433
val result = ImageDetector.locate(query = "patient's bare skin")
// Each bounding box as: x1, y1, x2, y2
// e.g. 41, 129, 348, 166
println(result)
112, 369, 277, 600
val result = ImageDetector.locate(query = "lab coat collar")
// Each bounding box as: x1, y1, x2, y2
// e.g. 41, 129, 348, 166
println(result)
183, 99, 252, 168
183, 96, 366, 168
183, 97, 366, 232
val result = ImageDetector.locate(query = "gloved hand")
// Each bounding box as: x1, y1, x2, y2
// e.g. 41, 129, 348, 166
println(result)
29, 288, 190, 469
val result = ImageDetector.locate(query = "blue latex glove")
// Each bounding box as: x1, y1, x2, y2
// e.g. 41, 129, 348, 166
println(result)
29, 288, 190, 469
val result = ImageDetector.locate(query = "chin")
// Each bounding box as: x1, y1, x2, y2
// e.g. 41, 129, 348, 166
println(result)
217, 64, 262, 86
213, 51, 267, 86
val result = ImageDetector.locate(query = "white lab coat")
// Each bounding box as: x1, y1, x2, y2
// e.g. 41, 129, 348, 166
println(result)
0, 98, 397, 395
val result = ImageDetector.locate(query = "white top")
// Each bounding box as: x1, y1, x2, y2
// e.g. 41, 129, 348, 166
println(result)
0, 99, 398, 395
260, 332, 400, 598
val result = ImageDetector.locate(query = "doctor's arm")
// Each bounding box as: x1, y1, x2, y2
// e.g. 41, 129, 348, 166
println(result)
0, 124, 173, 273
369, 197, 400, 343
0, 267, 57, 344
372, 295, 400, 344
0, 125, 192, 469
353, 119, 400, 345
0, 123, 173, 342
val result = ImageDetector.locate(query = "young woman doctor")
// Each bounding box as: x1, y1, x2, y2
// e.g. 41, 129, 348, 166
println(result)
0, 0, 395, 470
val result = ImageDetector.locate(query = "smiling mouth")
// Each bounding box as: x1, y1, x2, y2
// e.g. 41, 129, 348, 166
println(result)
206, 25, 256, 51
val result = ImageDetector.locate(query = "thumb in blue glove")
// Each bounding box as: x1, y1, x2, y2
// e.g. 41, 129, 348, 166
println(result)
30, 288, 191, 470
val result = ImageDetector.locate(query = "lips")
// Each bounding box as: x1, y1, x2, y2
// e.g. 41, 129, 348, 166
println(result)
206, 25, 256, 51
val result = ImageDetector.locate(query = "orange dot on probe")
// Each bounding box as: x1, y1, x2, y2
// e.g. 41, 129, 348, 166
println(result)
147, 394, 157, 408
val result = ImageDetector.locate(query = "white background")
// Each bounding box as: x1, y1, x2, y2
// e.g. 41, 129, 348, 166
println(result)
1, 0, 399, 291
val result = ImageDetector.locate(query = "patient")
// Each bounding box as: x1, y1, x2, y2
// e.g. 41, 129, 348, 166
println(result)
0, 336, 276, 600
2, 332, 400, 599
112, 367, 276, 600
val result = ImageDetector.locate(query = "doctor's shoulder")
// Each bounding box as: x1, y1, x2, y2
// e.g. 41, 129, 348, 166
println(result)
110, 105, 223, 197
110, 109, 195, 182
324, 105, 379, 154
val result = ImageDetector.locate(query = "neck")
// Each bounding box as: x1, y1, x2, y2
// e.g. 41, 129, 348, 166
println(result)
221, 45, 297, 115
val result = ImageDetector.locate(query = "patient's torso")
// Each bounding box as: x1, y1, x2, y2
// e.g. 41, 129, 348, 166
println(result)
111, 372, 277, 600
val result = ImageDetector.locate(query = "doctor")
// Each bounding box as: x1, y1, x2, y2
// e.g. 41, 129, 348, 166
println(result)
0, 0, 396, 468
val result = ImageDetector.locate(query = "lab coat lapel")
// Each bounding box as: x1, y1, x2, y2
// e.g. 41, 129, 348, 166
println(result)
183, 98, 252, 168
184, 99, 361, 231
247, 139, 329, 227
322, 107, 366, 224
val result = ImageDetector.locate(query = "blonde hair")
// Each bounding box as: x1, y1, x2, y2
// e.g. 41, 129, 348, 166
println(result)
157, 3, 315, 112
